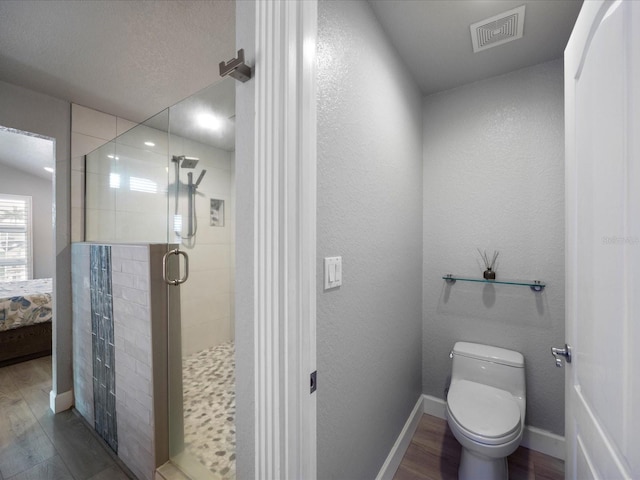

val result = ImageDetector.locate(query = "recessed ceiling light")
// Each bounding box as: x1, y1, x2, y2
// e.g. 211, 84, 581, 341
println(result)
107, 155, 120, 160
144, 141, 155, 147
197, 113, 222, 131
44, 167, 54, 173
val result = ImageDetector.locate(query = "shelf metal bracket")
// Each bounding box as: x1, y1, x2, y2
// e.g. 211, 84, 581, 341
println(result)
530, 281, 544, 292
219, 49, 252, 83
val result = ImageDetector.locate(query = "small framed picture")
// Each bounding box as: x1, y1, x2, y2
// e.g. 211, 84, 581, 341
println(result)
210, 199, 225, 227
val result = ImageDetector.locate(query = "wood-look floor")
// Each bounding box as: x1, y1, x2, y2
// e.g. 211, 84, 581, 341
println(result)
394, 414, 564, 480
0, 357, 564, 480
0, 356, 131, 480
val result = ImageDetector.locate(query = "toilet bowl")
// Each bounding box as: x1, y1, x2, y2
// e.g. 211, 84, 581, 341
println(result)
446, 342, 525, 480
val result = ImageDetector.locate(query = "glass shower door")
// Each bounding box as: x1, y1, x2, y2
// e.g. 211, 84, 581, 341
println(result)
83, 81, 236, 479
166, 77, 237, 480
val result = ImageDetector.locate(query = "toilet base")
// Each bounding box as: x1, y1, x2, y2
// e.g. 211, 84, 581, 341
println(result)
458, 447, 508, 480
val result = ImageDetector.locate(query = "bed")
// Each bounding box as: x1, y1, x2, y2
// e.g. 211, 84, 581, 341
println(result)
0, 278, 53, 366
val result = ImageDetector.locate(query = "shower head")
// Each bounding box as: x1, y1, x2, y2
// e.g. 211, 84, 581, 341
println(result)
171, 155, 200, 168
195, 169, 207, 187
180, 156, 200, 168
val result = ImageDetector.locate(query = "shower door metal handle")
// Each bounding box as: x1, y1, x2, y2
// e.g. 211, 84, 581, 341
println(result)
162, 248, 189, 286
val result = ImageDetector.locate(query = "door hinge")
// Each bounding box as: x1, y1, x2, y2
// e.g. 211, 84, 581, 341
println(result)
310, 371, 317, 394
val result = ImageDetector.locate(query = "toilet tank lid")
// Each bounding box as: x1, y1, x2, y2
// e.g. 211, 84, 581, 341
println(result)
453, 342, 524, 367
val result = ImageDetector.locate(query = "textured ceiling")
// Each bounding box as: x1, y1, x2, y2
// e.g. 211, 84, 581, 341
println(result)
0, 0, 235, 123
0, 0, 582, 125
369, 0, 583, 96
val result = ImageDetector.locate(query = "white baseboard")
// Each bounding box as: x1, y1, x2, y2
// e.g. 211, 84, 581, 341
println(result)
375, 395, 424, 480
422, 394, 447, 418
521, 425, 565, 460
421, 394, 565, 460
49, 389, 74, 413
376, 393, 566, 478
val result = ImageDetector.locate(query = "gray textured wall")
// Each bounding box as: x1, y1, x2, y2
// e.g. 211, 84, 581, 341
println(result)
0, 163, 54, 279
422, 59, 565, 434
317, 1, 424, 478
0, 79, 73, 397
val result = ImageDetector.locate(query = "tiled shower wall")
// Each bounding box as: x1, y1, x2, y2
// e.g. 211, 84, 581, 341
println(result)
83, 122, 168, 242
89, 245, 118, 452
176, 148, 235, 355
72, 243, 169, 480
71, 104, 137, 242
73, 104, 235, 354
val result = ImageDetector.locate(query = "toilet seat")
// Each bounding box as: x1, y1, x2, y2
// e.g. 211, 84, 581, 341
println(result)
447, 380, 521, 445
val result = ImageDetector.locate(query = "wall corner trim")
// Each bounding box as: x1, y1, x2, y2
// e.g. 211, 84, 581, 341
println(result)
421, 394, 566, 460
375, 396, 424, 480
49, 389, 74, 413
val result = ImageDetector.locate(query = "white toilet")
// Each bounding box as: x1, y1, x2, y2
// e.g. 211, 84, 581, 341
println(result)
446, 342, 526, 480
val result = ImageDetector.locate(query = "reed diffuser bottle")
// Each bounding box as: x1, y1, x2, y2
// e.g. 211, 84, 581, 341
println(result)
478, 249, 499, 280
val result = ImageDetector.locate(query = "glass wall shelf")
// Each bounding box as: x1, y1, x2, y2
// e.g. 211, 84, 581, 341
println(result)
442, 274, 545, 292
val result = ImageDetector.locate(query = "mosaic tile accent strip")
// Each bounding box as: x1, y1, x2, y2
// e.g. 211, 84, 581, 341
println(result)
183, 342, 236, 479
90, 245, 118, 453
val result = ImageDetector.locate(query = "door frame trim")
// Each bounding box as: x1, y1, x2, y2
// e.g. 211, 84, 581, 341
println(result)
249, 1, 318, 477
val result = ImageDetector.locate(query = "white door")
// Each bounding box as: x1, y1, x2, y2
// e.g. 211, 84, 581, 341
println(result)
564, 1, 640, 478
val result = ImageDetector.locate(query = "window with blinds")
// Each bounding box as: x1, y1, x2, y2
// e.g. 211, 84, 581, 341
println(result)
0, 194, 33, 282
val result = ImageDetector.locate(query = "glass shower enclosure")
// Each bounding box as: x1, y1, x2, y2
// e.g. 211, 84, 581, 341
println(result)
84, 77, 237, 480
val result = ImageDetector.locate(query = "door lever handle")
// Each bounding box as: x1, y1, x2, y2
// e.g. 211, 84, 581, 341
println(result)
551, 344, 572, 367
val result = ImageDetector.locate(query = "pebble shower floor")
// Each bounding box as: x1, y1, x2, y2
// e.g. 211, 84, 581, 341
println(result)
183, 342, 236, 479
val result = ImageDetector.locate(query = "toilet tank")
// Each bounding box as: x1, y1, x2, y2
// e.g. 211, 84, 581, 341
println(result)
450, 342, 525, 397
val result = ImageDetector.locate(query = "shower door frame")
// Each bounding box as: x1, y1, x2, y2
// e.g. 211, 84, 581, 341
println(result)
237, 1, 318, 478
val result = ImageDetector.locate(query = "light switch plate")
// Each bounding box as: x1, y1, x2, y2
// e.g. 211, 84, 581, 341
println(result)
324, 256, 342, 290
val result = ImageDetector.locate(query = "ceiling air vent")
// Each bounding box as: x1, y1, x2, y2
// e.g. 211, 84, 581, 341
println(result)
470, 5, 526, 53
